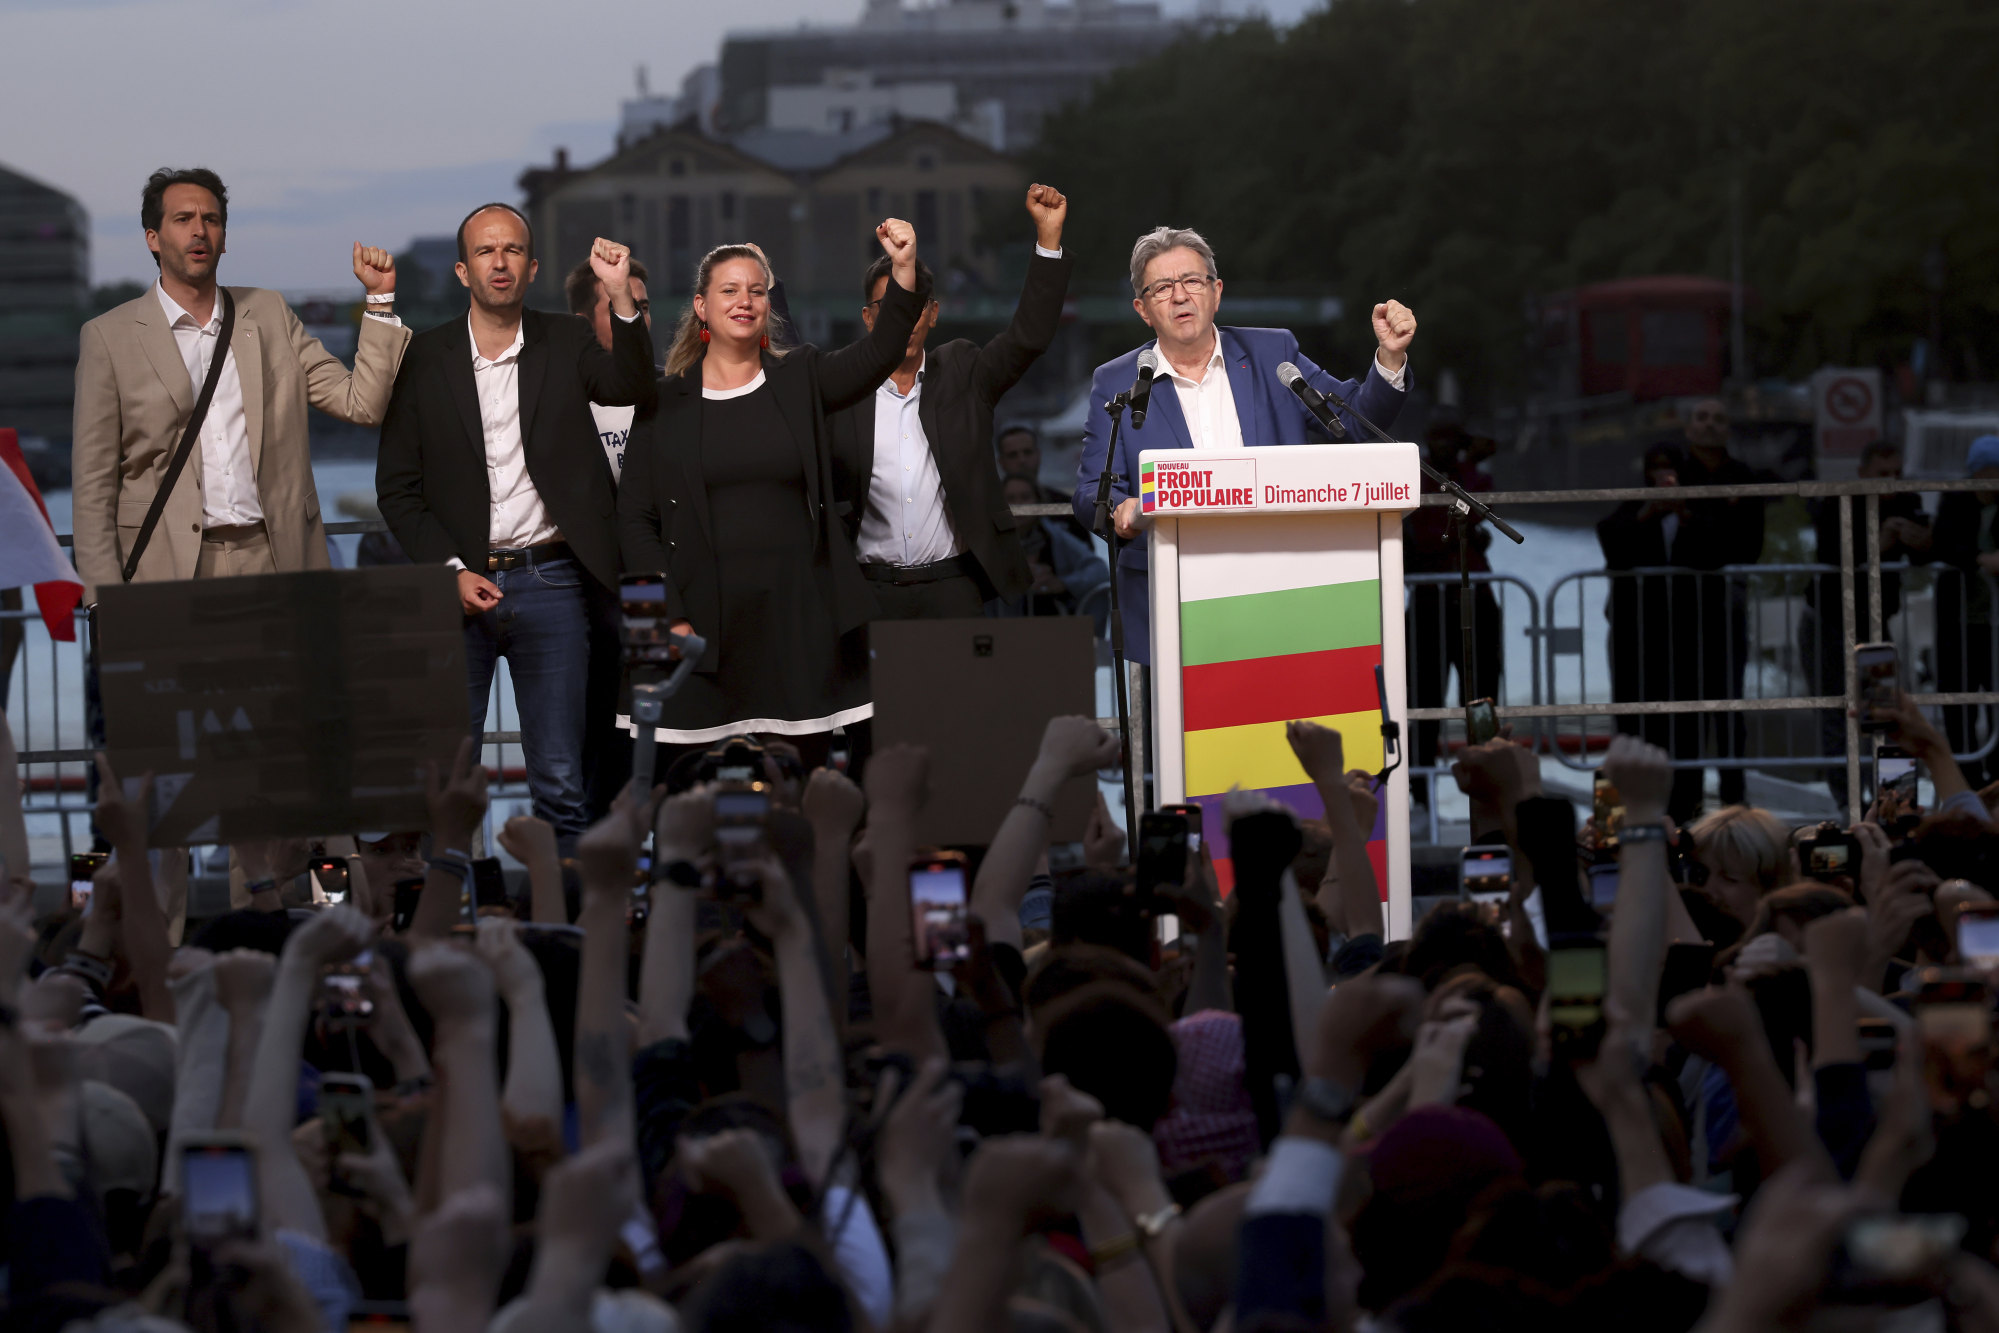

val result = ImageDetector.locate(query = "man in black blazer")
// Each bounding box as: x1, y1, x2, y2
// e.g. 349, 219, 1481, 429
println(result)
376, 203, 654, 849
829, 184, 1073, 618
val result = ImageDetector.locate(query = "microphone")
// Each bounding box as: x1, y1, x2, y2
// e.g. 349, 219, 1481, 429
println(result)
1129, 347, 1160, 428
1276, 362, 1347, 440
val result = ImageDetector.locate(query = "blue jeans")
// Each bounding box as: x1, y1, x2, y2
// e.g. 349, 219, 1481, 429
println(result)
464, 554, 594, 848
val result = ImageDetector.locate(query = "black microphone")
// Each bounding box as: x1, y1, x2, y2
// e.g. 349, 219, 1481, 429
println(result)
1276, 361, 1347, 440
1129, 347, 1160, 428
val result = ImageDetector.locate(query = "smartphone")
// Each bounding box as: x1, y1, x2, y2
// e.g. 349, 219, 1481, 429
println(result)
1459, 845, 1510, 903
1828, 1212, 1967, 1302
1854, 642, 1899, 731
471, 856, 508, 909
1960, 902, 1999, 969
1586, 862, 1620, 908
1547, 938, 1608, 1060
1798, 825, 1861, 883
1136, 809, 1194, 908
909, 851, 971, 971
181, 1133, 260, 1246
713, 783, 771, 900
309, 855, 350, 905
69, 851, 110, 909
619, 573, 678, 665
1913, 970, 1991, 1116
1592, 771, 1624, 850
318, 1072, 374, 1158
1465, 697, 1499, 745
391, 876, 425, 933
1160, 803, 1204, 854
517, 922, 586, 945
320, 948, 375, 1028
1874, 745, 1919, 805
1155, 914, 1182, 946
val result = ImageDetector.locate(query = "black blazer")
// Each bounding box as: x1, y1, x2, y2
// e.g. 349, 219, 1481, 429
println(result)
617, 278, 923, 672
828, 250, 1073, 601
375, 309, 656, 590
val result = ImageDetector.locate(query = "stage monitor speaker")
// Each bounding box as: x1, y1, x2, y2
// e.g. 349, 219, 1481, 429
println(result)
869, 617, 1099, 846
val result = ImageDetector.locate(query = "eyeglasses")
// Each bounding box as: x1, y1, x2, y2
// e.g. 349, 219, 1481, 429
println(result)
1140, 272, 1217, 303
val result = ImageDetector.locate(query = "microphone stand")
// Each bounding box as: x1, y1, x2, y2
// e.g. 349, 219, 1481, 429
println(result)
1092, 390, 1142, 865
1312, 379, 1522, 742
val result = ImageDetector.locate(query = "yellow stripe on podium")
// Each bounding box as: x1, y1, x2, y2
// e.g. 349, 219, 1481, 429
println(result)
1182, 709, 1385, 799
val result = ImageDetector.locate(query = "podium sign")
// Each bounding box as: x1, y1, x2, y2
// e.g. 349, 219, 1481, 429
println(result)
1144, 443, 1421, 937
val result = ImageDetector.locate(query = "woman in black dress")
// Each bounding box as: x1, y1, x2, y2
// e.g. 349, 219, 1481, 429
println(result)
618, 220, 923, 762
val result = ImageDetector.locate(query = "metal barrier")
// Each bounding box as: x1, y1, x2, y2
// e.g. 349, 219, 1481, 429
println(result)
17, 485, 1999, 850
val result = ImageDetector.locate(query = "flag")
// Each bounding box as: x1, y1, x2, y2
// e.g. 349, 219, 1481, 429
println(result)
0, 428, 83, 641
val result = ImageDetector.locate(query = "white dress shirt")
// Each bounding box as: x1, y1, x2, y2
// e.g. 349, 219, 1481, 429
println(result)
857, 353, 962, 567
156, 283, 259, 527
1159, 330, 1409, 450
467, 315, 561, 556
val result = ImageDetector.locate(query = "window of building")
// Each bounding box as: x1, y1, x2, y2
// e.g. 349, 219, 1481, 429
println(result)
915, 190, 939, 252
720, 191, 736, 222
669, 157, 686, 177
866, 187, 882, 214
1641, 309, 1709, 367
915, 153, 936, 172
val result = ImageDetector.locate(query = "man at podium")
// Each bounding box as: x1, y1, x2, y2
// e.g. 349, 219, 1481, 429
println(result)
1073, 225, 1417, 663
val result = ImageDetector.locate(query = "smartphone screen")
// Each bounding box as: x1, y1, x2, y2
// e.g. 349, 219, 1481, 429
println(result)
1875, 748, 1919, 804
69, 851, 109, 909
909, 856, 970, 970
1160, 803, 1204, 854
318, 1074, 373, 1156
1136, 811, 1192, 902
1155, 913, 1181, 946
1466, 698, 1499, 745
619, 574, 676, 664
1916, 988, 1992, 1114
1547, 943, 1608, 1049
1806, 835, 1857, 880
1960, 907, 1999, 968
1586, 862, 1619, 907
1855, 643, 1899, 730
1593, 772, 1624, 850
183, 1143, 259, 1244
321, 949, 375, 1027
1460, 846, 1510, 902
310, 856, 350, 905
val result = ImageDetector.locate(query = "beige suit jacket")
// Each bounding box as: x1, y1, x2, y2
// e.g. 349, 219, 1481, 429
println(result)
70, 285, 412, 601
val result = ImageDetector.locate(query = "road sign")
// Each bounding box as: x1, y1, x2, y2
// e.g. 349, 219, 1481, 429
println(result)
1813, 367, 1882, 462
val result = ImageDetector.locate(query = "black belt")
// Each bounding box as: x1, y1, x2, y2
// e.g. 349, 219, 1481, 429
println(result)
860, 553, 976, 586
486, 540, 573, 572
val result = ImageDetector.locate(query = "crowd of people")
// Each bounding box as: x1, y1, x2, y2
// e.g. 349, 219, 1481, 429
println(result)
10, 668, 1999, 1330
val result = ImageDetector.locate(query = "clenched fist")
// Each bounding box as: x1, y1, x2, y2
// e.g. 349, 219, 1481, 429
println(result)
1025, 184, 1067, 251
875, 217, 917, 287
353, 243, 396, 296
1372, 299, 1417, 372
590, 237, 636, 315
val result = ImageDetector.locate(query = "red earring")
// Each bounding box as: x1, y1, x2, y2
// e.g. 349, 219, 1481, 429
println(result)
760, 333, 770, 350
698, 324, 710, 343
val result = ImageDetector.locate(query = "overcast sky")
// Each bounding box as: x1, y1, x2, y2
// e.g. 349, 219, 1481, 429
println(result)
2, 0, 1317, 294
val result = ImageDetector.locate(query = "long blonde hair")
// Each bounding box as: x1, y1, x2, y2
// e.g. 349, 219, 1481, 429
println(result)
663, 244, 795, 378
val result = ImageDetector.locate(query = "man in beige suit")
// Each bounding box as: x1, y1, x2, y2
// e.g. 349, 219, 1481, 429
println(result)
71, 166, 411, 600
70, 166, 412, 931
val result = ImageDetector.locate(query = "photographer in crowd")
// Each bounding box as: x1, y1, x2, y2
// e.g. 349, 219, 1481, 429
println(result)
10, 656, 1999, 1333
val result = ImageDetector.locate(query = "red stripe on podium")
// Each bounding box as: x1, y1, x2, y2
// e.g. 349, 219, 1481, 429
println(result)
1181, 645, 1382, 734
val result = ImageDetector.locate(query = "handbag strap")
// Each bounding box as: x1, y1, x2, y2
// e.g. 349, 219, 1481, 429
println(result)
123, 287, 236, 583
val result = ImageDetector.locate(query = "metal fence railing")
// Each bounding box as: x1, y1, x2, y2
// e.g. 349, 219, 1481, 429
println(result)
15, 485, 1999, 856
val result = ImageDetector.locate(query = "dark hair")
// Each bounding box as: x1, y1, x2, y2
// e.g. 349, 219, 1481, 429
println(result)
140, 168, 228, 268
863, 252, 935, 307
1641, 441, 1684, 476
455, 202, 535, 264
1038, 985, 1178, 1129
564, 254, 649, 315
1049, 869, 1152, 963
678, 1239, 855, 1333
1860, 437, 1903, 467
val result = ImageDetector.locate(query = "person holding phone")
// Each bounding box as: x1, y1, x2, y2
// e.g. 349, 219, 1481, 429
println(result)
618, 220, 924, 769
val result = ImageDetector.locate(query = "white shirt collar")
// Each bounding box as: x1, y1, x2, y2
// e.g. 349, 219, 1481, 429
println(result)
1156, 331, 1224, 386
468, 313, 525, 368
155, 281, 221, 333
879, 350, 925, 398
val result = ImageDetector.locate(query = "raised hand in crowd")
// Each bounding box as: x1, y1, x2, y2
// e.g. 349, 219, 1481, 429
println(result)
412, 736, 489, 940
495, 812, 563, 924
975, 715, 1119, 951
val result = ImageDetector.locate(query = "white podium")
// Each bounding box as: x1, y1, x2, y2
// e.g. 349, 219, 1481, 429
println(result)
1142, 442, 1422, 939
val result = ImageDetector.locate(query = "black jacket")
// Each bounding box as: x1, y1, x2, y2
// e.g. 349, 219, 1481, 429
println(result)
828, 251, 1074, 601
616, 278, 923, 672
375, 309, 655, 590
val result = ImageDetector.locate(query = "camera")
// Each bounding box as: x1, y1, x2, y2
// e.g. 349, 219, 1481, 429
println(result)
1795, 821, 1861, 883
